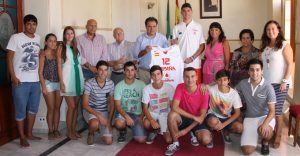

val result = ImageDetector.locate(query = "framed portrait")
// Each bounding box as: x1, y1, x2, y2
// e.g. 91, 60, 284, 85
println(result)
200, 0, 222, 19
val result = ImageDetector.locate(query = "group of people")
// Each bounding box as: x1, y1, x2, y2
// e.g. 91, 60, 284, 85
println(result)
6, 2, 293, 156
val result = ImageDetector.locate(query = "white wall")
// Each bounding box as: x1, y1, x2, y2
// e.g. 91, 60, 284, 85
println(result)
25, 0, 278, 50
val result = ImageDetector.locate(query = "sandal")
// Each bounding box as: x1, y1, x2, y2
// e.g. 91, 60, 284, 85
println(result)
54, 130, 62, 138
20, 138, 30, 147
48, 131, 55, 140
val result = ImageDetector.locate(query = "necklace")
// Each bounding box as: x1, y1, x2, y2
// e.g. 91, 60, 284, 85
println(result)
264, 47, 274, 68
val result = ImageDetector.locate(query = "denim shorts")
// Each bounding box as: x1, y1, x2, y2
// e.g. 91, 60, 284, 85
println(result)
12, 82, 41, 121
179, 116, 208, 134
115, 112, 146, 137
45, 80, 60, 92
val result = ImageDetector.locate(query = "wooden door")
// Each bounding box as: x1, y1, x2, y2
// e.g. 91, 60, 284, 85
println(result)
0, 0, 23, 145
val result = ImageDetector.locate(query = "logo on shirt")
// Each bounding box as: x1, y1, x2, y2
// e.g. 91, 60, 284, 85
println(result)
192, 29, 198, 35
162, 66, 176, 71
257, 94, 267, 99
20, 43, 40, 72
150, 94, 158, 99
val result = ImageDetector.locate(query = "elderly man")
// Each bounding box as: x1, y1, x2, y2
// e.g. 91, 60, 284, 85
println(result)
134, 17, 168, 84
77, 19, 109, 80
108, 27, 136, 85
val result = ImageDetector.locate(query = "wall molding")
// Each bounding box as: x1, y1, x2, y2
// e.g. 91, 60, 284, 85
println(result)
62, 26, 112, 31
61, 0, 112, 31
227, 39, 261, 42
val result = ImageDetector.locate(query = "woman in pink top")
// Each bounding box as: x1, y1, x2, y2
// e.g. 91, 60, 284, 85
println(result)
203, 22, 230, 84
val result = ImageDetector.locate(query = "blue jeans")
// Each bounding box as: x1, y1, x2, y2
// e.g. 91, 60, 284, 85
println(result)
115, 112, 146, 137
12, 82, 41, 121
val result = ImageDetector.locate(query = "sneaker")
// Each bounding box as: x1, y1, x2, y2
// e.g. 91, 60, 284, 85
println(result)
222, 132, 232, 144
190, 132, 199, 146
117, 130, 126, 143
261, 143, 270, 155
191, 135, 200, 146
206, 141, 214, 148
146, 132, 157, 144
165, 143, 180, 156
87, 132, 94, 146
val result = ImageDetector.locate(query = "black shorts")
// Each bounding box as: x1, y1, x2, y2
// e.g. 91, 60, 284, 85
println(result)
178, 116, 208, 134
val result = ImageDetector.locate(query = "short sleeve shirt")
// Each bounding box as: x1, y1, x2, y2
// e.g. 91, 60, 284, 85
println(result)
172, 20, 205, 68
235, 78, 276, 118
114, 79, 146, 115
173, 83, 209, 116
84, 78, 114, 112
6, 32, 41, 82
142, 83, 175, 114
208, 85, 242, 119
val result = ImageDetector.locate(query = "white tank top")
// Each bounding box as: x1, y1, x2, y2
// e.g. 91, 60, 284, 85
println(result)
262, 41, 291, 84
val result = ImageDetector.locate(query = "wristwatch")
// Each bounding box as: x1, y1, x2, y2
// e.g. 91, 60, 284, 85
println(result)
282, 79, 288, 83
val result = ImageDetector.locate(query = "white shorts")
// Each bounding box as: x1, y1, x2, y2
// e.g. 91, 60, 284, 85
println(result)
83, 110, 112, 137
241, 116, 275, 146
145, 112, 168, 134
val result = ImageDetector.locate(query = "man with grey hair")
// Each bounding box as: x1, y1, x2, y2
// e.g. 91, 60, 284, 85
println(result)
108, 27, 136, 85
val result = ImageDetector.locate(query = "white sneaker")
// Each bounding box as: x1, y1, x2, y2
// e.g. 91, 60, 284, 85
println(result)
165, 143, 180, 156
190, 132, 199, 146
206, 141, 214, 148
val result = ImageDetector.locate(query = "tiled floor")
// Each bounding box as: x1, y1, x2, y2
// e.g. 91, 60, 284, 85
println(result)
0, 123, 299, 156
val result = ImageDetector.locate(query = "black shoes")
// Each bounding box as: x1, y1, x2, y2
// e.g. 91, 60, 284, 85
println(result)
261, 142, 270, 155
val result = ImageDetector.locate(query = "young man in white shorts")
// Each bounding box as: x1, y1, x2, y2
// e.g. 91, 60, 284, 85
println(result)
235, 59, 276, 155
142, 65, 174, 144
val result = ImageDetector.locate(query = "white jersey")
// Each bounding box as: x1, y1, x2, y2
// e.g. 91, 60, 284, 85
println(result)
150, 45, 184, 88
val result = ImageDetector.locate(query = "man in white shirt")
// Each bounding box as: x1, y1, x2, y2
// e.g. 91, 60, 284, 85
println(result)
7, 14, 41, 147
171, 3, 205, 84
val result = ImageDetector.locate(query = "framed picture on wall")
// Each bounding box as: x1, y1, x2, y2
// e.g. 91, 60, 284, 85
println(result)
200, 0, 222, 18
